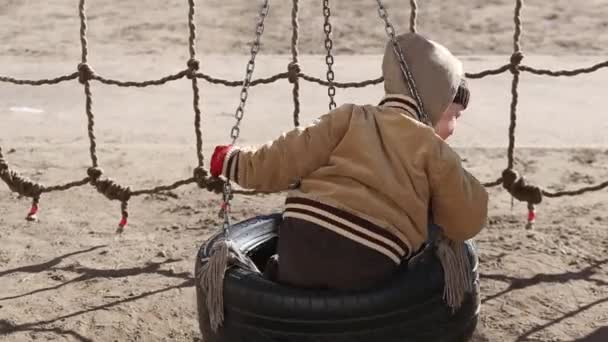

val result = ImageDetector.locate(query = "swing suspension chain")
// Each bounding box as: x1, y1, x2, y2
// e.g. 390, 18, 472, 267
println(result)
229, 1, 269, 145
3, 0, 608, 231
322, 0, 337, 111
222, 0, 271, 233
375, 0, 430, 126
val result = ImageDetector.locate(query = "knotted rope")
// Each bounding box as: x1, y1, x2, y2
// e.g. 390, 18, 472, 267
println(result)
0, 0, 606, 334
0, 0, 605, 253
87, 167, 132, 232
0, 147, 42, 221
289, 0, 301, 127
500, 0, 540, 228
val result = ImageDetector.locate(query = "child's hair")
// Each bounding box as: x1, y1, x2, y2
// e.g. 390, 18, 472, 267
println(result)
453, 79, 470, 109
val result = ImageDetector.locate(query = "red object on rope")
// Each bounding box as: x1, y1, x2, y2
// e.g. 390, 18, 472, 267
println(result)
26, 203, 39, 221
527, 207, 536, 223
118, 215, 128, 229
219, 202, 230, 218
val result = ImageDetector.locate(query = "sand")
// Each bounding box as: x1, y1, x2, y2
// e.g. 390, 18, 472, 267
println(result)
1, 1, 607, 341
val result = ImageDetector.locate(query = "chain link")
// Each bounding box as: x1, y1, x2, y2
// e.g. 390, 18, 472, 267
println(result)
375, 0, 430, 126
223, 0, 271, 233
322, 0, 337, 110
4, 0, 608, 229
229, 0, 270, 144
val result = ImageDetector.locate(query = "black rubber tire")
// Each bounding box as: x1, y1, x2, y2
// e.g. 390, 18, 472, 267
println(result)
195, 214, 480, 342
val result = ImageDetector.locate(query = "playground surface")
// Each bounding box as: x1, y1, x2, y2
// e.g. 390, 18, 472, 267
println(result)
1, 1, 607, 341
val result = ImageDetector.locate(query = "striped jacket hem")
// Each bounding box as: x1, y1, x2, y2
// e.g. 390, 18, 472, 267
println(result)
284, 197, 411, 264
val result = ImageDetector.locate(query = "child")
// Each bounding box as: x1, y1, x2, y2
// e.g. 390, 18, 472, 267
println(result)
209, 32, 488, 290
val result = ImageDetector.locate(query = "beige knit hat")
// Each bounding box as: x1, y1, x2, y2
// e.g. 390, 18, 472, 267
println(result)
382, 33, 465, 126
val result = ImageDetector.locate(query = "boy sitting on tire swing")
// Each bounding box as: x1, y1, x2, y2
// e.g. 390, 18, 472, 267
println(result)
209, 32, 488, 290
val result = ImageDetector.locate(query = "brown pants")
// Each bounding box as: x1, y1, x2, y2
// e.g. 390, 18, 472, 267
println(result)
266, 217, 398, 291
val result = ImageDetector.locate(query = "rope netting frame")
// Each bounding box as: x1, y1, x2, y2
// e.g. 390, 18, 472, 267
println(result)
1, 0, 607, 230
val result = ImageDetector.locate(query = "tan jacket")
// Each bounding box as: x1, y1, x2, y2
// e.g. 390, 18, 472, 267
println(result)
220, 95, 488, 264
219, 33, 488, 264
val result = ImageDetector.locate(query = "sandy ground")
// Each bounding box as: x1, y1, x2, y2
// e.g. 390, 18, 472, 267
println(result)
1, 1, 608, 341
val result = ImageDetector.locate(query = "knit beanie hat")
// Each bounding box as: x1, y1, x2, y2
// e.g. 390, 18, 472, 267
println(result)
382, 33, 465, 126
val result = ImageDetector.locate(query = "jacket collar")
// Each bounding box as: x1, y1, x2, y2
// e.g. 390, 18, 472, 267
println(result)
378, 94, 422, 121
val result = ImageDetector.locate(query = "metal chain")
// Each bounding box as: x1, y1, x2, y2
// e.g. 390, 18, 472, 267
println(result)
222, 0, 271, 233
3, 0, 608, 227
322, 0, 337, 110
229, 0, 269, 144
375, 0, 430, 126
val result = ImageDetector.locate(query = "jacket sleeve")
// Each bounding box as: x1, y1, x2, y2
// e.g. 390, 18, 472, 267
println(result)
219, 104, 353, 192
428, 138, 489, 241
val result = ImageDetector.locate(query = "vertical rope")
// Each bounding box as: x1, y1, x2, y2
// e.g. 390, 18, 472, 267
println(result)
78, 0, 88, 64
188, 0, 204, 168
507, 0, 524, 170
290, 0, 301, 127
78, 0, 134, 230
409, 0, 418, 33
187, 0, 197, 60
78, 0, 98, 168
83, 81, 96, 167
0, 147, 6, 170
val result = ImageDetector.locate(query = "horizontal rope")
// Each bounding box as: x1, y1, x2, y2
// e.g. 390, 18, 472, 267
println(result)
3, 60, 607, 89
481, 173, 608, 200
483, 177, 503, 187
4, 167, 605, 199
92, 70, 188, 87
542, 180, 608, 198
300, 73, 383, 87
195, 71, 289, 87
131, 178, 197, 196
41, 177, 91, 193
520, 59, 608, 76
465, 64, 511, 79
0, 72, 79, 85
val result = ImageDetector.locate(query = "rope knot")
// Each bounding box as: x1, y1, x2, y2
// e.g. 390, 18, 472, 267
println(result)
509, 52, 524, 73
501, 168, 542, 204
193, 167, 224, 194
187, 59, 200, 78
287, 62, 301, 83
87, 166, 104, 182
193, 166, 208, 183
0, 168, 43, 198
93, 178, 132, 203
77, 63, 94, 83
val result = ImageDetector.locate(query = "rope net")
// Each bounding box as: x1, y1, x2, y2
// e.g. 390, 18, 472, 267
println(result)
1, 0, 607, 230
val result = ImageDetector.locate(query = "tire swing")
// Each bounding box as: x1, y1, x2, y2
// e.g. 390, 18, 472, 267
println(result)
195, 1, 481, 341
